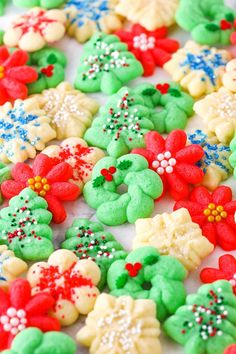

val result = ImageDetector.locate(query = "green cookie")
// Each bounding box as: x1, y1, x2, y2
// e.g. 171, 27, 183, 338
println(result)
0, 0, 6, 15
0, 30, 4, 44
229, 134, 236, 178
13, 0, 65, 8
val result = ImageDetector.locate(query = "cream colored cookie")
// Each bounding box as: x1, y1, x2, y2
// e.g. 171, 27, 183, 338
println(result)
34, 82, 99, 140
222, 59, 236, 92
116, 0, 179, 30
65, 0, 123, 43
134, 208, 214, 271
0, 245, 28, 289
76, 293, 161, 354
0, 98, 56, 164
27, 249, 100, 326
42, 137, 105, 190
164, 41, 231, 98
194, 87, 236, 144
4, 7, 66, 52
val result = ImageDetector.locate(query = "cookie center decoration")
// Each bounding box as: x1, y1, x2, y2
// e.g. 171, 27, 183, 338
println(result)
152, 151, 176, 175
133, 33, 156, 51
203, 203, 227, 222
28, 176, 51, 197
40, 64, 54, 77
125, 262, 142, 277
0, 308, 27, 336
0, 65, 5, 79
14, 10, 56, 36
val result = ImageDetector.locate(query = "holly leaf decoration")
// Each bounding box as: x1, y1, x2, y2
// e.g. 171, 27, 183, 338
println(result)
206, 23, 220, 31
225, 13, 234, 22
168, 88, 182, 97
93, 176, 105, 187
142, 88, 157, 96
47, 53, 58, 65
117, 160, 132, 170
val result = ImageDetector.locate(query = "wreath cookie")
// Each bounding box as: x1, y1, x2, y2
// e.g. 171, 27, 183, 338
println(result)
13, 0, 65, 8
83, 154, 163, 226
27, 249, 101, 326
74, 32, 143, 95
65, 0, 123, 44
176, 0, 236, 45
107, 246, 187, 321
61, 218, 127, 288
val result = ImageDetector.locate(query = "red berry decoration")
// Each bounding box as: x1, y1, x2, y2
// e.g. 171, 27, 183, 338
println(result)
115, 24, 179, 76
224, 344, 236, 354
156, 83, 170, 94
100, 166, 117, 181
220, 19, 233, 30
40, 64, 54, 77
125, 262, 142, 277
174, 185, 236, 250
0, 46, 38, 105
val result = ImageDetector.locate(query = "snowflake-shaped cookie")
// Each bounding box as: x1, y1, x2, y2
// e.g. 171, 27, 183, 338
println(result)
134, 208, 214, 271
65, 0, 123, 43
76, 294, 161, 354
194, 87, 236, 144
0, 98, 56, 164
35, 82, 99, 139
164, 41, 231, 98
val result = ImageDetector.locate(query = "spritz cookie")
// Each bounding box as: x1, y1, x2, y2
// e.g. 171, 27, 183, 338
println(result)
222, 59, 236, 92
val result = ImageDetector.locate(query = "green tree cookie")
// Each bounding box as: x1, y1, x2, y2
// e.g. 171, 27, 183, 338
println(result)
13, 0, 65, 8
0, 188, 54, 261
61, 218, 127, 289
83, 154, 163, 226
74, 32, 143, 95
164, 280, 236, 354
229, 135, 236, 178
0, 162, 11, 204
28, 47, 67, 94
2, 328, 77, 354
107, 246, 187, 321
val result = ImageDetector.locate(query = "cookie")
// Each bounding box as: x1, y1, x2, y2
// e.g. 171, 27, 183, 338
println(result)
164, 41, 231, 98
200, 254, 236, 295
3, 8, 66, 52
0, 47, 38, 105
34, 82, 99, 140
115, 24, 179, 76
222, 59, 236, 92
229, 134, 236, 178
76, 294, 161, 354
132, 130, 204, 201
65, 0, 123, 43
224, 345, 236, 354
2, 328, 76, 354
0, 163, 11, 204
74, 32, 143, 94
176, 0, 236, 45
13, 0, 65, 8
27, 47, 67, 95
0, 98, 56, 164
0, 278, 60, 351
134, 208, 214, 271
83, 154, 163, 226
115, 0, 179, 30
61, 218, 127, 288
1, 153, 80, 224
0, 188, 54, 261
27, 249, 101, 326
188, 130, 232, 190
107, 246, 187, 321
194, 87, 236, 144
164, 280, 236, 354
0, 245, 28, 289
0, 30, 3, 44
174, 185, 236, 250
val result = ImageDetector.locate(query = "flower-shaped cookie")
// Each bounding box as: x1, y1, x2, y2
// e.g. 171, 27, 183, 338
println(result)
200, 254, 236, 295
0, 98, 56, 164
27, 249, 101, 326
115, 24, 179, 76
164, 280, 236, 354
115, 0, 179, 30
229, 134, 236, 178
222, 59, 236, 92
174, 185, 236, 250
74, 32, 143, 95
65, 0, 123, 43
13, 0, 65, 8
188, 130, 232, 190
3, 7, 66, 52
0, 278, 60, 351
0, 47, 38, 105
0, 162, 11, 204
76, 294, 161, 354
134, 208, 214, 271
1, 153, 80, 224
194, 88, 236, 144
0, 246, 27, 289
107, 246, 187, 321
132, 130, 204, 201
164, 41, 231, 98
0, 188, 54, 261
42, 138, 105, 190
35, 82, 99, 140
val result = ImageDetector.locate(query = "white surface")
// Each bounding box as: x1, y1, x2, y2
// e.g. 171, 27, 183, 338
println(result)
0, 1, 236, 353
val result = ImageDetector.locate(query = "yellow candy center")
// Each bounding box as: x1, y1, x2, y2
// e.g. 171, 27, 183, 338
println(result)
27, 176, 51, 197
0, 66, 5, 79
203, 203, 227, 222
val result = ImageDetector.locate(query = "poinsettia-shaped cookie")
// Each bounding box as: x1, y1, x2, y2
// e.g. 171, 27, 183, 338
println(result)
174, 185, 236, 250
0, 278, 60, 351
132, 130, 204, 200
27, 249, 101, 326
115, 24, 179, 76
0, 47, 38, 105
